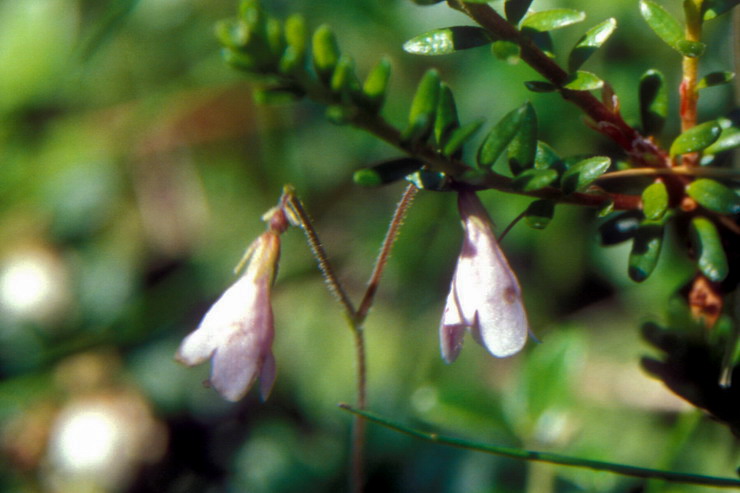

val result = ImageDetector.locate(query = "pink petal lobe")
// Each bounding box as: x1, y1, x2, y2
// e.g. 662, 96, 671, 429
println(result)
439, 287, 467, 363
259, 350, 276, 400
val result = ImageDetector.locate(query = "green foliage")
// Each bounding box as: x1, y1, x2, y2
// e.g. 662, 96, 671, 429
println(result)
639, 0, 706, 57
567, 18, 617, 72
520, 9, 585, 32
629, 218, 666, 282
690, 217, 729, 282
686, 179, 740, 215
642, 181, 669, 220
403, 26, 492, 56
639, 69, 668, 135
670, 121, 722, 156
560, 156, 610, 194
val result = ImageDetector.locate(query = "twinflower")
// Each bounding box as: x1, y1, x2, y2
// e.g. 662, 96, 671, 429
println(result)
176, 206, 289, 401
440, 190, 529, 363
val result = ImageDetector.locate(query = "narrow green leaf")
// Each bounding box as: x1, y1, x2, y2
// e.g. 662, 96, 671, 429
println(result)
404, 69, 441, 142
534, 141, 561, 170
254, 84, 304, 104
492, 41, 521, 63
686, 178, 740, 214
696, 71, 735, 90
597, 200, 615, 217
642, 182, 669, 220
563, 71, 604, 91
404, 26, 491, 56
629, 220, 665, 282
702, 0, 740, 21
640, 0, 683, 49
561, 156, 611, 194
477, 105, 526, 168
669, 121, 722, 156
312, 25, 340, 82
639, 70, 668, 135
443, 120, 485, 157
216, 20, 250, 49
676, 39, 706, 57
280, 14, 307, 74
525, 199, 555, 229
599, 211, 642, 245
525, 30, 555, 57
568, 18, 617, 72
703, 127, 740, 154
331, 55, 359, 94
405, 170, 451, 191
265, 16, 284, 57
511, 168, 559, 192
361, 57, 391, 112
353, 158, 424, 187
691, 217, 729, 282
505, 0, 534, 25
508, 102, 538, 175
521, 9, 586, 32
435, 84, 459, 148
524, 81, 558, 92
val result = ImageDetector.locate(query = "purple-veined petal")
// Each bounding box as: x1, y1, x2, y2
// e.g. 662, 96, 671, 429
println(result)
440, 287, 467, 363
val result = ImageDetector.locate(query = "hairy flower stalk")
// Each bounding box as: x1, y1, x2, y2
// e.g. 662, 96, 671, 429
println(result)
176, 204, 289, 401
440, 190, 529, 362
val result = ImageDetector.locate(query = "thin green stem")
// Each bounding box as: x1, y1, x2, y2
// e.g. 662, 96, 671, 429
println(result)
339, 405, 740, 489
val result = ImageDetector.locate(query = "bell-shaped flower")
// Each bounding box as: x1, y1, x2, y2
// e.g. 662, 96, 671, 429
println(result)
440, 190, 529, 363
176, 207, 289, 401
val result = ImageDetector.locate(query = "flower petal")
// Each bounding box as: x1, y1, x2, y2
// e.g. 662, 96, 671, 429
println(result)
259, 350, 277, 400
440, 287, 467, 363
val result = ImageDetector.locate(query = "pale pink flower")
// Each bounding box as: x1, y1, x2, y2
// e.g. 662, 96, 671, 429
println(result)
440, 190, 529, 363
176, 207, 288, 401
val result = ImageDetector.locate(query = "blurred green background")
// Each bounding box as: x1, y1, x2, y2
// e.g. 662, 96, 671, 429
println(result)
0, 0, 737, 492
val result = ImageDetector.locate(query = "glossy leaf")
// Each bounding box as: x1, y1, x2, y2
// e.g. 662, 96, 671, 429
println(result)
312, 25, 340, 82
669, 121, 722, 156
691, 217, 729, 282
640, 0, 705, 57
534, 141, 561, 170
435, 84, 459, 148
477, 104, 527, 168
599, 211, 642, 245
521, 9, 585, 32
597, 200, 615, 217
563, 71, 604, 91
280, 14, 307, 73
686, 179, 740, 215
568, 18, 617, 72
508, 102, 538, 175
331, 55, 359, 94
405, 170, 451, 191
561, 156, 610, 194
703, 0, 740, 20
492, 41, 521, 63
443, 120, 485, 157
353, 158, 424, 187
511, 169, 558, 192
361, 57, 391, 112
704, 127, 740, 154
524, 200, 555, 229
629, 219, 665, 282
404, 26, 491, 56
642, 182, 669, 220
526, 30, 555, 57
696, 71, 735, 90
639, 69, 668, 135
404, 69, 441, 142
505, 0, 534, 25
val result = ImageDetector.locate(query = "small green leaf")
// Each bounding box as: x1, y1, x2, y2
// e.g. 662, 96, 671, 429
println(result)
534, 141, 561, 170
563, 71, 604, 91
691, 217, 729, 282
404, 69, 441, 142
403, 26, 491, 56
405, 170, 451, 191
280, 14, 307, 74
435, 84, 459, 148
642, 181, 669, 220
524, 199, 555, 229
703, 127, 740, 154
686, 178, 740, 214
443, 120, 485, 157
511, 168, 559, 192
640, 0, 705, 57
508, 102, 538, 175
702, 0, 740, 21
639, 70, 668, 135
524, 81, 558, 92
353, 158, 424, 187
568, 18, 617, 72
669, 121, 722, 156
561, 156, 611, 194
477, 104, 527, 168
629, 219, 665, 282
216, 20, 250, 49
312, 25, 340, 82
525, 30, 555, 57
492, 41, 521, 63
254, 84, 305, 104
696, 71, 735, 90
331, 55, 359, 94
521, 9, 586, 32
597, 200, 615, 217
265, 16, 284, 57
599, 211, 642, 245
505, 0, 534, 25
361, 57, 391, 112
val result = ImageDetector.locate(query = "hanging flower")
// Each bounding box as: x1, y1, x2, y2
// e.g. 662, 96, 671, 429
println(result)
176, 206, 289, 401
440, 190, 529, 363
